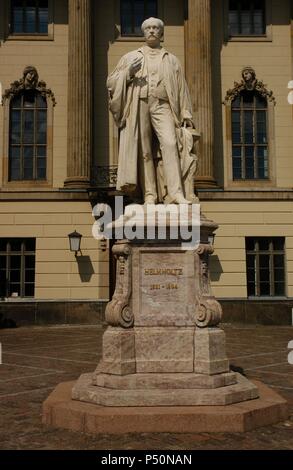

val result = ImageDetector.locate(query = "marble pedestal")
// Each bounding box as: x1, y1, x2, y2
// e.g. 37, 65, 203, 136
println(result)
72, 211, 258, 406
43, 208, 288, 432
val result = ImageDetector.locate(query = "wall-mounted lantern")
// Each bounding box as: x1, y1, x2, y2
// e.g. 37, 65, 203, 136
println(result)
208, 234, 215, 246
68, 230, 82, 256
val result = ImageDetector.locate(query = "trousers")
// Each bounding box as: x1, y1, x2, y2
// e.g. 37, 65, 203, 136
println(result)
138, 96, 183, 202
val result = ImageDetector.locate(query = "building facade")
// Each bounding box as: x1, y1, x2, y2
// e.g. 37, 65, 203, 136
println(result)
0, 0, 293, 325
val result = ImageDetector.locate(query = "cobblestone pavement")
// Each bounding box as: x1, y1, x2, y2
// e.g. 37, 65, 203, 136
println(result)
0, 324, 292, 450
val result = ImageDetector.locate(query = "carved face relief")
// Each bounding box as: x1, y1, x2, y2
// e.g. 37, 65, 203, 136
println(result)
241, 67, 256, 90
243, 70, 252, 82
201, 261, 208, 276
2, 67, 56, 106
23, 66, 39, 90
224, 67, 276, 105
119, 256, 125, 275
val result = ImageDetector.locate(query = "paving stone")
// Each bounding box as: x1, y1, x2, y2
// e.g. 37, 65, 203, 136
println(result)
0, 324, 292, 449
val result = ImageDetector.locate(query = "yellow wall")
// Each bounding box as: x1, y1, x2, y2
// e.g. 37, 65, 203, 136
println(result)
1, 0, 291, 189
0, 0, 292, 302
1, 198, 292, 301
0, 200, 109, 300
202, 200, 293, 298
213, 0, 293, 189
0, 0, 68, 189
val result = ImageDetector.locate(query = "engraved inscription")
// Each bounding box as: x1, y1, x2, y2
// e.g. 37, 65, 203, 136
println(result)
145, 268, 183, 276
150, 283, 179, 291
144, 266, 183, 292
141, 254, 186, 314
137, 251, 193, 326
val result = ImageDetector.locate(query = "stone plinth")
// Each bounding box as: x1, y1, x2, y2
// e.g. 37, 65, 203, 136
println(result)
71, 210, 259, 406
43, 380, 288, 434
72, 372, 258, 407
43, 207, 288, 432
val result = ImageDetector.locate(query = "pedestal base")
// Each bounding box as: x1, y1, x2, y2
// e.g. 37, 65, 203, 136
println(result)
72, 372, 258, 406
42, 213, 289, 434
43, 380, 288, 434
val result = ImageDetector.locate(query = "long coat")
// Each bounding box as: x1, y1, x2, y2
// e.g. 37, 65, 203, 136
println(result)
107, 47, 194, 193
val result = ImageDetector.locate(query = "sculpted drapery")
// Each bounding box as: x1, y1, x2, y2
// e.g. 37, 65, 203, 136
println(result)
107, 47, 198, 203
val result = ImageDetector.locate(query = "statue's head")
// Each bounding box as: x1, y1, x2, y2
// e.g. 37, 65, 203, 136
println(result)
241, 66, 256, 85
23, 66, 39, 89
141, 17, 164, 46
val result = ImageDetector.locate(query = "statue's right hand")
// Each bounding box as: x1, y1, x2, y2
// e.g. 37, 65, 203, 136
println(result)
129, 57, 143, 78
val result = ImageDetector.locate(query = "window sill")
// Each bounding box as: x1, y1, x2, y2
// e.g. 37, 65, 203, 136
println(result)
247, 296, 288, 301
226, 180, 276, 190
6, 34, 53, 41
2, 181, 52, 189
227, 35, 272, 42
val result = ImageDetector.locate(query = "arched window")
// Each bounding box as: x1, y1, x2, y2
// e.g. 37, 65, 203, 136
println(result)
2, 66, 56, 186
9, 89, 47, 181
224, 67, 275, 186
231, 90, 268, 180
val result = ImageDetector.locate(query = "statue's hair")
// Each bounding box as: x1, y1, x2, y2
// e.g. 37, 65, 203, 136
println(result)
23, 65, 38, 78
241, 66, 256, 78
141, 17, 164, 35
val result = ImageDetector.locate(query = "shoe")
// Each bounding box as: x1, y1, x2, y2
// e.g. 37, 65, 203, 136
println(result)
144, 196, 157, 205
173, 194, 192, 204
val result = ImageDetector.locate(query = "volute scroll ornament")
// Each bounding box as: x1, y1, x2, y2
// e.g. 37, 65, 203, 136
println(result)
196, 243, 214, 257
195, 243, 223, 328
105, 242, 133, 328
196, 243, 215, 297
195, 299, 223, 328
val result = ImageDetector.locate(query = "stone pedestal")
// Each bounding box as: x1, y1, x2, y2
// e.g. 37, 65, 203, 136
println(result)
43, 208, 288, 432
72, 209, 258, 406
43, 379, 288, 434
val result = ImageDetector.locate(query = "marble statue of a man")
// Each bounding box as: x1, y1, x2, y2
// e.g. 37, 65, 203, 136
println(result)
107, 17, 199, 205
